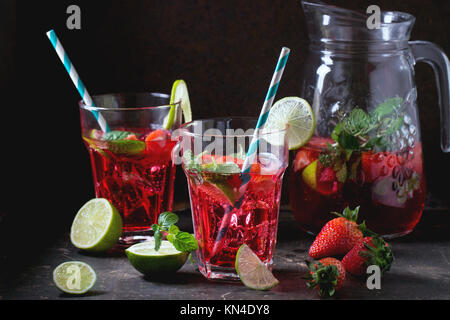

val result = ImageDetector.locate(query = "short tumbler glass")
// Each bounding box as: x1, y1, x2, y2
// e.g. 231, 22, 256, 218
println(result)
176, 117, 288, 280
79, 92, 182, 245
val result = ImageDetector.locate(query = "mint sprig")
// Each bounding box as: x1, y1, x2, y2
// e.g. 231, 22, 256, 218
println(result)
182, 150, 241, 174
101, 130, 145, 155
319, 97, 404, 183
151, 212, 198, 253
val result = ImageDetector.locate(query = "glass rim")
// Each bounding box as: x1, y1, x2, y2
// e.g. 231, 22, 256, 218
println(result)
180, 116, 289, 138
302, 0, 415, 25
79, 92, 181, 112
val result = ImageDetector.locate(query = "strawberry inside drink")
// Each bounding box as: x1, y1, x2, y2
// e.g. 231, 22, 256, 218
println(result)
184, 154, 285, 277
290, 136, 426, 237
83, 128, 177, 237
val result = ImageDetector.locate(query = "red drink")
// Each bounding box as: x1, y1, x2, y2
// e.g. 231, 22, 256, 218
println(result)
290, 137, 426, 237
83, 128, 176, 235
185, 156, 284, 279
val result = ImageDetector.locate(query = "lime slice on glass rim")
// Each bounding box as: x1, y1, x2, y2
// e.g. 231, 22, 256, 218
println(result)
164, 79, 193, 129
53, 261, 97, 295
125, 239, 189, 275
70, 198, 123, 252
262, 97, 315, 150
235, 244, 279, 290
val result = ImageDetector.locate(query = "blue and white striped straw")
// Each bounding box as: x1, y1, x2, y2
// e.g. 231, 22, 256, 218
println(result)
241, 47, 290, 177
210, 47, 290, 260
46, 29, 109, 132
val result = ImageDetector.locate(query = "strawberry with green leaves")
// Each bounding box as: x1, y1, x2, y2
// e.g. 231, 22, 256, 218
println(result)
308, 206, 365, 259
342, 236, 393, 277
305, 258, 346, 297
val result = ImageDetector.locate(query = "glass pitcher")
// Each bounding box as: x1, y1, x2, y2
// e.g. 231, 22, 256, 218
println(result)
290, 0, 450, 237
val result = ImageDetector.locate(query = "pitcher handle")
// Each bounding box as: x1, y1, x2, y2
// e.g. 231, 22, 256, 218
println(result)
410, 41, 450, 152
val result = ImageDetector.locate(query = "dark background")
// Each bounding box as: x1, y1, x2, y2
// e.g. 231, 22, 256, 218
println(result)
1, 0, 449, 276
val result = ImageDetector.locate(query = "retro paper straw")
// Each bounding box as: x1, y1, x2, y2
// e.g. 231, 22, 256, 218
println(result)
210, 47, 290, 261
46, 29, 109, 132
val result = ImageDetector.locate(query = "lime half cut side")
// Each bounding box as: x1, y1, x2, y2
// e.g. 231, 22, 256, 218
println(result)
53, 261, 96, 295
70, 198, 123, 252
125, 239, 189, 276
235, 244, 279, 291
263, 97, 315, 150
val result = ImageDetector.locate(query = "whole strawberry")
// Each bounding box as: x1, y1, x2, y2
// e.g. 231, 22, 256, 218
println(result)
305, 257, 346, 297
342, 236, 393, 276
309, 206, 364, 259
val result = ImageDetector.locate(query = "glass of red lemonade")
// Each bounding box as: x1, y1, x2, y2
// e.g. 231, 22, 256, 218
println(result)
177, 118, 289, 280
79, 93, 182, 245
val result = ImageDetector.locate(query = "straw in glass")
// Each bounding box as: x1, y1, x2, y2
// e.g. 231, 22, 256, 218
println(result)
46, 29, 109, 132
210, 47, 291, 262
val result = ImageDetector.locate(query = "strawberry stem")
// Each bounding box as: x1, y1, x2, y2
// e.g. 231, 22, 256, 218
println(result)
359, 237, 394, 275
331, 206, 360, 222
305, 261, 340, 297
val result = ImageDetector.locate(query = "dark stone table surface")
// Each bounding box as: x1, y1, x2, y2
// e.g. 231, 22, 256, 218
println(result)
1, 208, 450, 300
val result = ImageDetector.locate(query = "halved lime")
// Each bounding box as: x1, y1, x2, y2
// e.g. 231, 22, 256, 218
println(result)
235, 244, 279, 290
70, 198, 123, 252
263, 97, 315, 150
53, 261, 96, 295
125, 239, 189, 275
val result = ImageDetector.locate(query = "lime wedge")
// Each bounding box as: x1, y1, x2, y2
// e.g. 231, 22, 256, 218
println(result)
198, 180, 236, 205
235, 244, 279, 290
70, 198, 123, 252
263, 97, 315, 150
125, 239, 189, 275
171, 79, 192, 123
302, 160, 318, 190
53, 261, 96, 295
107, 140, 145, 155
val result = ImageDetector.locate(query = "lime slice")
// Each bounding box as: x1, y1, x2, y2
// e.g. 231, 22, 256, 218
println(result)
171, 79, 192, 123
53, 261, 96, 295
302, 160, 318, 190
70, 198, 123, 252
235, 244, 279, 290
198, 180, 236, 205
125, 239, 189, 275
263, 97, 315, 150
107, 140, 145, 155
163, 80, 192, 129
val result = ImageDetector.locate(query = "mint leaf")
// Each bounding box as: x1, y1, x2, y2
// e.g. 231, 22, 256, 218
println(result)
102, 130, 137, 141
158, 212, 179, 230
338, 132, 360, 150
318, 153, 332, 167
166, 225, 180, 243
169, 224, 180, 235
106, 140, 145, 155
371, 97, 403, 121
331, 123, 343, 142
154, 229, 163, 251
101, 130, 145, 155
343, 108, 371, 136
211, 162, 241, 174
172, 232, 198, 252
